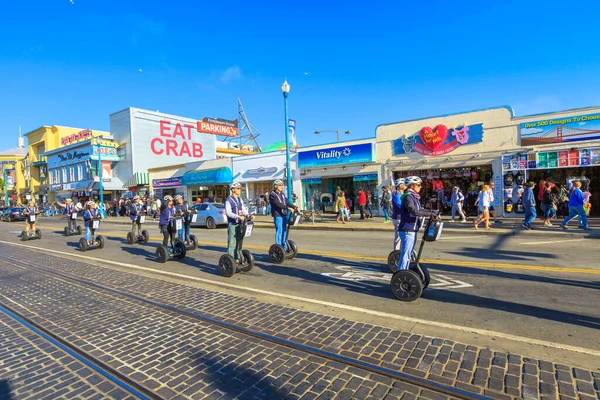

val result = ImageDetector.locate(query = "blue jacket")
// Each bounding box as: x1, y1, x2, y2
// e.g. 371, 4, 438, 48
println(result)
63, 204, 75, 215
522, 187, 536, 208
83, 208, 100, 227
159, 205, 176, 226
399, 192, 437, 232
568, 188, 584, 207
391, 192, 402, 220
269, 191, 294, 218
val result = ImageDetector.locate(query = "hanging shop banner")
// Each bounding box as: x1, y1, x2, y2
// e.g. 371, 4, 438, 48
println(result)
6, 170, 15, 189
181, 167, 232, 186
298, 143, 375, 169
152, 177, 183, 188
502, 148, 600, 171
301, 178, 322, 185
392, 123, 484, 156
520, 112, 600, 146
353, 173, 378, 182
288, 119, 297, 147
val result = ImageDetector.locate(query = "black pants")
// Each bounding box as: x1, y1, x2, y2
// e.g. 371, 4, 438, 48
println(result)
160, 225, 175, 247
359, 204, 366, 219
67, 218, 76, 231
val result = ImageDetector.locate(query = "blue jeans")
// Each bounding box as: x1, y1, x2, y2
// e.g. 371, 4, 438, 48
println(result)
274, 216, 288, 249
524, 206, 536, 227
382, 206, 390, 221
85, 226, 93, 242
399, 230, 417, 270
542, 204, 556, 220
561, 205, 588, 228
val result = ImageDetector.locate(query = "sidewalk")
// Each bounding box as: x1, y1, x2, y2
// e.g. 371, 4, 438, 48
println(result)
49, 213, 600, 238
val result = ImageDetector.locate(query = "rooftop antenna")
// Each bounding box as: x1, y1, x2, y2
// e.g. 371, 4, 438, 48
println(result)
225, 98, 262, 153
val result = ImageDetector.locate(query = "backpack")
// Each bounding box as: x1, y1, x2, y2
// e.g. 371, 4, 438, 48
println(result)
503, 172, 514, 187
515, 171, 525, 186
504, 198, 513, 213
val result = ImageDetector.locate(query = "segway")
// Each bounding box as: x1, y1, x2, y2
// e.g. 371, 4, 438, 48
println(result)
218, 217, 255, 277
64, 210, 82, 237
127, 214, 150, 244
21, 212, 42, 241
174, 212, 199, 251
268, 211, 301, 264
155, 216, 187, 263
79, 217, 105, 252
390, 215, 443, 302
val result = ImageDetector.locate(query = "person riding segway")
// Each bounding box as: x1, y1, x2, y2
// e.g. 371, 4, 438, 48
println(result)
79, 201, 105, 251
173, 194, 198, 251
21, 201, 42, 241
127, 195, 150, 244
218, 182, 255, 277
268, 179, 300, 264
59, 198, 82, 237
390, 176, 441, 302
156, 195, 187, 263
387, 179, 418, 270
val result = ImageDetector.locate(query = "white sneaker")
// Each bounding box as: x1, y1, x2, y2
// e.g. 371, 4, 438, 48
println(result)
449, 219, 455, 223
460, 220, 468, 223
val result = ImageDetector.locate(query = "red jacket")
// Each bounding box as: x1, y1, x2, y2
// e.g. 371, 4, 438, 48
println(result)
358, 192, 367, 206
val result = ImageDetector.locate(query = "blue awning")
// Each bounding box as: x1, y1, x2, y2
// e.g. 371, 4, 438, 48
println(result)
182, 167, 232, 186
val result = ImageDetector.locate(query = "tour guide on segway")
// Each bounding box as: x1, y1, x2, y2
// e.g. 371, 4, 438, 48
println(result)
129, 195, 145, 236
225, 182, 253, 260
59, 198, 80, 235
269, 179, 298, 248
397, 176, 439, 271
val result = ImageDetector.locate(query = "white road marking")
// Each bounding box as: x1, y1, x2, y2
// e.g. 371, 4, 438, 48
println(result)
1, 240, 599, 357
321, 266, 474, 289
520, 239, 587, 245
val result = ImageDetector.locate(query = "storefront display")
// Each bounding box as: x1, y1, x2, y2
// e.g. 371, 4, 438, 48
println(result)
182, 167, 232, 203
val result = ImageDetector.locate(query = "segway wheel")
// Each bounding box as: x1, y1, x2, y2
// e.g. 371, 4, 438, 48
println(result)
422, 265, 431, 289
285, 240, 298, 260
239, 249, 255, 272
141, 230, 150, 243
76, 226, 82, 235
218, 254, 236, 277
387, 250, 400, 273
390, 270, 423, 302
79, 237, 88, 252
188, 235, 198, 251
20, 231, 27, 242
126, 232, 135, 245
35, 229, 41, 239
268, 244, 286, 264
64, 227, 70, 237
96, 235, 105, 249
173, 240, 187, 259
156, 245, 168, 263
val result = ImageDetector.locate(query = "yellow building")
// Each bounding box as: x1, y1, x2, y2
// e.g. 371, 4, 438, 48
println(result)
23, 126, 109, 203
0, 136, 27, 206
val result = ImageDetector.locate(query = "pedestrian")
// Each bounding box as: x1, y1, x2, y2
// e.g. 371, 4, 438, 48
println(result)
365, 190, 373, 218
391, 179, 406, 250
560, 179, 589, 230
522, 181, 537, 230
488, 182, 502, 224
473, 185, 492, 231
380, 186, 391, 223
291, 190, 298, 205
449, 186, 467, 223
541, 182, 557, 226
358, 188, 367, 220
335, 191, 347, 224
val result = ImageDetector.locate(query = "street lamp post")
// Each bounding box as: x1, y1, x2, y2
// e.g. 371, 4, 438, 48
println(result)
96, 139, 103, 204
281, 79, 292, 200
3, 168, 15, 207
314, 130, 351, 143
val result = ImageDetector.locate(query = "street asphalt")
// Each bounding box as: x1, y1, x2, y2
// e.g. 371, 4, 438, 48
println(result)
0, 216, 599, 372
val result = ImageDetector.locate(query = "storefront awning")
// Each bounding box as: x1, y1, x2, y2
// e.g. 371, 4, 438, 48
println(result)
92, 177, 125, 191
182, 167, 232, 186
123, 172, 150, 188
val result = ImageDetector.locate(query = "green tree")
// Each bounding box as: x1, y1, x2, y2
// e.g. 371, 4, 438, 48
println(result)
0, 178, 5, 189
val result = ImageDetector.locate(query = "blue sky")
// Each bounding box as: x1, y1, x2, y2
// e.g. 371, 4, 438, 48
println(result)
1, 0, 599, 150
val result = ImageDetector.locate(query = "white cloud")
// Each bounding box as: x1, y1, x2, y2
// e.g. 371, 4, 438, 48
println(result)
520, 127, 544, 137
220, 66, 242, 84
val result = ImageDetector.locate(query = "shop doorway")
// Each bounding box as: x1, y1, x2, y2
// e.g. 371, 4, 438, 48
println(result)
528, 167, 599, 216
324, 177, 355, 212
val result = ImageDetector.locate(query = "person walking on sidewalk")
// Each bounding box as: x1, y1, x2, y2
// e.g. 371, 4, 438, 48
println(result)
449, 186, 467, 223
522, 182, 537, 230
365, 190, 373, 218
391, 179, 406, 250
560, 179, 589, 230
380, 186, 391, 223
473, 185, 492, 230
335, 191, 347, 224
358, 188, 367, 220
542, 182, 557, 226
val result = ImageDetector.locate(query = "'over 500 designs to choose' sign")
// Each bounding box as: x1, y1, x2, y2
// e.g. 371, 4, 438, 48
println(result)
392, 123, 484, 156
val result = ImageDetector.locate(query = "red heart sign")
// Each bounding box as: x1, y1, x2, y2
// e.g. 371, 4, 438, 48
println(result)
420, 125, 448, 151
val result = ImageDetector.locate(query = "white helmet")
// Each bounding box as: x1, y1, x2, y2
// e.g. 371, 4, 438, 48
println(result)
86, 200, 95, 207
164, 195, 173, 201
133, 195, 140, 200
174, 194, 183, 200
273, 179, 283, 187
229, 182, 242, 190
66, 198, 72, 202
394, 179, 404, 187
404, 176, 422, 187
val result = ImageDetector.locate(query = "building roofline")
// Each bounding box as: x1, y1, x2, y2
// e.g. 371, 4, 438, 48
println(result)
511, 105, 600, 121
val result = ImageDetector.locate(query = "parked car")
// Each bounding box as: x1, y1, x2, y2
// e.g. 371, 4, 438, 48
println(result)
3, 207, 26, 222
190, 203, 227, 229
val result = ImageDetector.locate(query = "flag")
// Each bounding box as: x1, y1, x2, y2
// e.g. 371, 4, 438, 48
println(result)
288, 119, 297, 147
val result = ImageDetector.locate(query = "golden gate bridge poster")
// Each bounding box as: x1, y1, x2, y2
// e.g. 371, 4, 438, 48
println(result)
520, 112, 600, 146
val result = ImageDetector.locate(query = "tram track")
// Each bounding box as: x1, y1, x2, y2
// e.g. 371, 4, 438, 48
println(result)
0, 254, 491, 400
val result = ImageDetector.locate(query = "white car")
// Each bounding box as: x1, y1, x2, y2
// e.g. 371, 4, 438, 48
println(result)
190, 203, 228, 229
